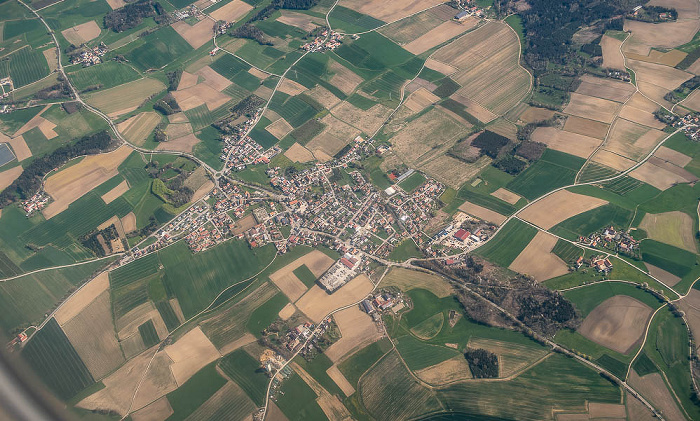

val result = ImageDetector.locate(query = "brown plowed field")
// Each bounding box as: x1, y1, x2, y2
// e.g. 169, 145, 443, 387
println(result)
578, 295, 653, 354
518, 190, 608, 230
508, 231, 569, 282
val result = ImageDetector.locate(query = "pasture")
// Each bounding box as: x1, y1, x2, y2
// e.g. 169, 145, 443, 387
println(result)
276, 372, 327, 420
381, 267, 453, 297
474, 219, 537, 267
183, 381, 256, 421
166, 361, 227, 420
21, 318, 95, 400
467, 337, 550, 378
640, 239, 698, 278
68, 61, 140, 92
552, 203, 634, 240
395, 334, 460, 371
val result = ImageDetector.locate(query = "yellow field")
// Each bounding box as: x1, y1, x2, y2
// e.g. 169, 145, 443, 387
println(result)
604, 118, 666, 161
61, 21, 101, 46
563, 116, 609, 140
0, 166, 21, 192
654, 146, 692, 167
269, 250, 335, 302
172, 19, 214, 49
579, 295, 653, 354
381, 267, 453, 297
296, 274, 374, 323
563, 93, 620, 124
431, 22, 530, 115
600, 35, 625, 70
209, 0, 253, 21
284, 142, 315, 162
118, 112, 161, 146
43, 145, 133, 219
467, 337, 550, 377
324, 306, 382, 363
164, 327, 220, 385
337, 0, 444, 22
404, 18, 479, 55
55, 272, 110, 325
458, 201, 507, 224
531, 127, 602, 159
575, 75, 635, 103
508, 231, 569, 282
85, 78, 166, 117
639, 211, 697, 252
518, 190, 608, 230
378, 4, 455, 45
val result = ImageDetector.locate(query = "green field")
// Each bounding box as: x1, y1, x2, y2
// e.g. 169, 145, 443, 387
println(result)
410, 312, 444, 339
474, 219, 537, 267
0, 106, 43, 135
0, 259, 111, 335
219, 348, 270, 406
551, 240, 583, 263
292, 353, 343, 397
166, 361, 227, 420
4, 46, 50, 87
127, 26, 193, 70
507, 149, 585, 200
109, 252, 160, 318
290, 265, 315, 289
338, 338, 393, 387
640, 240, 697, 278
268, 93, 322, 128
159, 240, 276, 318
327, 6, 384, 33
210, 53, 252, 80
398, 172, 426, 193
387, 239, 423, 262
68, 61, 141, 91
563, 282, 663, 317
138, 319, 160, 348
276, 372, 328, 421
436, 353, 620, 420
395, 334, 459, 371
245, 291, 288, 336
184, 104, 214, 131
21, 318, 95, 400
552, 203, 634, 240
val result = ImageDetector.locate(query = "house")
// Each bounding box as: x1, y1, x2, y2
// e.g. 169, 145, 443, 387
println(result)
455, 10, 469, 21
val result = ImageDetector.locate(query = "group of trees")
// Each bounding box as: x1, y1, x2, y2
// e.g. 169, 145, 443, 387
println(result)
146, 162, 194, 207
463, 130, 546, 176
153, 93, 181, 116
213, 95, 266, 134
229, 24, 272, 45
628, 5, 678, 22
464, 348, 499, 378
81, 224, 120, 257
0, 131, 117, 207
249, 0, 319, 23
103, 0, 167, 32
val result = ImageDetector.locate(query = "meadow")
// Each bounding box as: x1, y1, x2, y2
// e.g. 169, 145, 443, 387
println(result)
6, 46, 50, 88
166, 361, 227, 420
552, 203, 634, 240
276, 373, 327, 420
640, 240, 698, 278
126, 26, 193, 70
338, 337, 393, 387
219, 348, 269, 406
327, 6, 384, 33
68, 61, 141, 91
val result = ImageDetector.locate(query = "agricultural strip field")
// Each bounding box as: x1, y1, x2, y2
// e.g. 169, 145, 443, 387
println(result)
21, 318, 95, 400
83, 78, 166, 116
126, 26, 193, 71
552, 203, 634, 240
0, 259, 111, 335
159, 240, 276, 318
431, 21, 531, 114
474, 219, 538, 267
507, 149, 586, 200
1, 46, 50, 88
218, 348, 270, 406
68, 60, 140, 91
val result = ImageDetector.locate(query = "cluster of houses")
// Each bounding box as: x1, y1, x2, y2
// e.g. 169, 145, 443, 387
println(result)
69, 43, 108, 67
453, 1, 486, 20
361, 290, 404, 320
386, 178, 444, 248
586, 255, 614, 274
20, 191, 50, 216
224, 135, 280, 170
429, 212, 494, 256
300, 28, 343, 52
578, 226, 639, 258
672, 112, 700, 141
0, 77, 13, 99
172, 4, 201, 21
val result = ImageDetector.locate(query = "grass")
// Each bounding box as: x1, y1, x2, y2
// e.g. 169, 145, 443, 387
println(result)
338, 338, 393, 387
328, 5, 384, 33
276, 372, 328, 420
640, 240, 698, 278
387, 239, 423, 262
5, 46, 50, 88
219, 348, 270, 406
504, 15, 525, 51
155, 300, 180, 331
552, 204, 634, 240
395, 334, 459, 371
245, 292, 289, 336
410, 312, 444, 339
474, 219, 538, 267
210, 53, 251, 80
563, 282, 663, 317
551, 239, 583, 263
127, 26, 193, 70
398, 172, 426, 193
507, 149, 585, 200
0, 106, 43, 135
633, 351, 659, 376
436, 353, 619, 420
166, 361, 227, 420
0, 259, 111, 335
138, 319, 160, 348
292, 353, 343, 397
292, 264, 316, 288
159, 240, 276, 318
289, 119, 325, 145
68, 61, 141, 91
21, 318, 95, 400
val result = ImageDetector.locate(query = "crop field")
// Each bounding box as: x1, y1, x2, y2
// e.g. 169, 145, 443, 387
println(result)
68, 61, 141, 92
84, 78, 166, 116
61, 291, 125, 379
395, 334, 460, 371
21, 318, 95, 400
0, 259, 109, 335
508, 231, 569, 282
531, 127, 603, 160
0, 106, 42, 135
641, 239, 698, 278
5, 46, 50, 88
218, 348, 269, 406
577, 295, 653, 354
359, 351, 443, 421
0, 143, 15, 167
551, 240, 584, 263
467, 337, 549, 378
552, 203, 634, 240
410, 313, 444, 339
268, 94, 322, 128
381, 267, 453, 298
328, 5, 385, 33
474, 219, 538, 267
127, 26, 193, 70
138, 320, 160, 348
184, 381, 256, 421
378, 4, 454, 45
200, 282, 279, 348
166, 361, 227, 420
436, 353, 619, 420
210, 53, 252, 81
431, 22, 530, 114
160, 240, 275, 318
276, 372, 327, 420
507, 149, 585, 200
518, 189, 608, 230
639, 211, 697, 252
338, 338, 393, 387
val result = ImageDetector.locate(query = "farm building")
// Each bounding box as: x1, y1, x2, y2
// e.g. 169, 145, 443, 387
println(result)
454, 229, 470, 241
